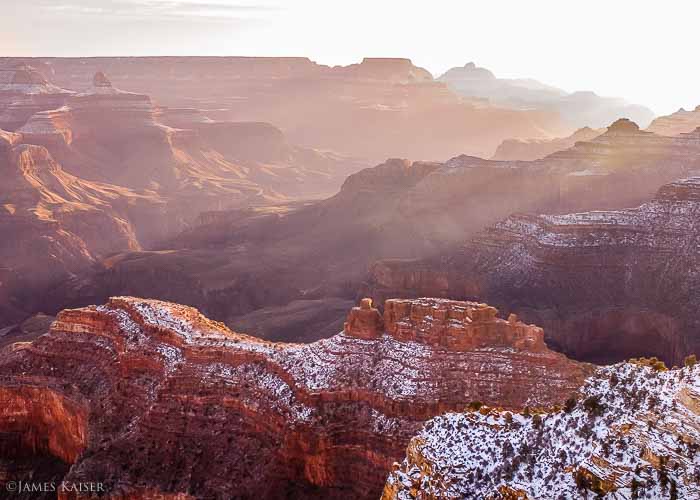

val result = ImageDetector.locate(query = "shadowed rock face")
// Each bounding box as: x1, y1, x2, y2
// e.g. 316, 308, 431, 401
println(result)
366, 177, 700, 366
0, 296, 590, 499
0, 385, 88, 500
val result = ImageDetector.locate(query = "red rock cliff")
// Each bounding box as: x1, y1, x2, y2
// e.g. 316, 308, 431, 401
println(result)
0, 296, 590, 499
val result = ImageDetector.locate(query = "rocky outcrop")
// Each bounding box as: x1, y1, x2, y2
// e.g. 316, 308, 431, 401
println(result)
0, 296, 591, 499
492, 127, 603, 161
384, 362, 700, 499
646, 105, 700, 136
352, 298, 547, 353
366, 177, 700, 366
0, 65, 73, 131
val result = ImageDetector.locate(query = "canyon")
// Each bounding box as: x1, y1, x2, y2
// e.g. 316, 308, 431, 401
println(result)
1, 57, 569, 160
60, 119, 700, 344
0, 297, 590, 499
367, 176, 700, 367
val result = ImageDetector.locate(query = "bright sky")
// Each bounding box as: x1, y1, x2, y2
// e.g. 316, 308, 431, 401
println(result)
3, 0, 699, 115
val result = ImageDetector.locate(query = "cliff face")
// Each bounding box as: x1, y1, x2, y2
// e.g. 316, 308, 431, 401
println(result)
367, 177, 700, 366
0, 57, 567, 160
384, 361, 700, 499
0, 296, 590, 499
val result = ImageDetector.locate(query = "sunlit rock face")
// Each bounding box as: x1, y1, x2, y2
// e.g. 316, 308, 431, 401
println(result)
0, 65, 73, 131
384, 362, 700, 500
0, 296, 590, 499
0, 137, 167, 329
366, 177, 700, 366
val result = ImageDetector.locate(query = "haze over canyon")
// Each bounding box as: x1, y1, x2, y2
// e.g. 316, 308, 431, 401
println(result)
2, 7, 700, 498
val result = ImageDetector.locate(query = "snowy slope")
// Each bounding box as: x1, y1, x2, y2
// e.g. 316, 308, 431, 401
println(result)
383, 361, 700, 499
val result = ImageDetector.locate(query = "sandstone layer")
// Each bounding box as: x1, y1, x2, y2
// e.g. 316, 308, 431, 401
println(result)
0, 297, 590, 499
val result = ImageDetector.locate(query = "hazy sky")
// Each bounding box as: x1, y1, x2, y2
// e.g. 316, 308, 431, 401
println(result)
3, 0, 699, 115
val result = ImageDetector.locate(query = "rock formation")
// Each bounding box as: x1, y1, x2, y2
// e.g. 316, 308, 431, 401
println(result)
0, 296, 591, 499
647, 105, 700, 136
0, 57, 569, 160
0, 65, 73, 131
366, 176, 700, 366
384, 361, 700, 499
439, 62, 655, 130
492, 126, 604, 161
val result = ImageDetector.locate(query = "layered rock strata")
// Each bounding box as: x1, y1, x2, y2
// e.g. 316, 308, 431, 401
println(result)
0, 297, 590, 499
367, 177, 700, 366
0, 65, 73, 131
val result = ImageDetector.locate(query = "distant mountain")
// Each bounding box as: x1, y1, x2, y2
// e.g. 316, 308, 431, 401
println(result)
647, 104, 700, 136
1, 57, 569, 160
439, 62, 655, 130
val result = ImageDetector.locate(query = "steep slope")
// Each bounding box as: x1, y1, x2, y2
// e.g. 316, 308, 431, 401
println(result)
367, 176, 700, 366
1, 57, 567, 160
384, 361, 700, 499
491, 127, 604, 161
0, 297, 590, 499
439, 62, 655, 130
